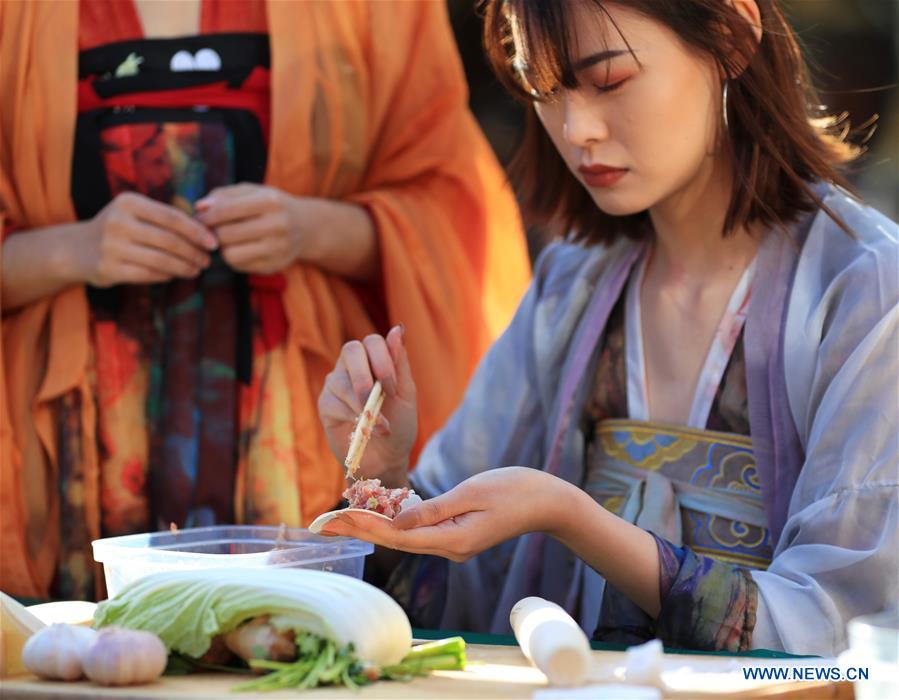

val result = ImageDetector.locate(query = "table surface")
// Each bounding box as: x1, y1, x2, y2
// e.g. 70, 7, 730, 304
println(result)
0, 642, 853, 700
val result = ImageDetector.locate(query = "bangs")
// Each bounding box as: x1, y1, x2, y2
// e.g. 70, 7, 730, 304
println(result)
486, 0, 635, 101
482, 0, 861, 245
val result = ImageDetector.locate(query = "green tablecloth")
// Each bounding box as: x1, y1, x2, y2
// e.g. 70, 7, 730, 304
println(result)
412, 628, 816, 659
13, 595, 811, 660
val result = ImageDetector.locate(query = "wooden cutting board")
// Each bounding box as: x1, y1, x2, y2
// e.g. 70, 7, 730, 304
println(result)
0, 644, 852, 700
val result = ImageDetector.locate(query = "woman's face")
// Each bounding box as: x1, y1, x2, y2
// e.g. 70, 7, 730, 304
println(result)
532, 3, 723, 218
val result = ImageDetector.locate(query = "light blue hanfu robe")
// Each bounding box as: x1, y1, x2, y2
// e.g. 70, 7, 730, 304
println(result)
408, 182, 898, 656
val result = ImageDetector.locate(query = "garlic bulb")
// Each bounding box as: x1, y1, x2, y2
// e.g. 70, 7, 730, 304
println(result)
22, 623, 97, 680
81, 627, 167, 686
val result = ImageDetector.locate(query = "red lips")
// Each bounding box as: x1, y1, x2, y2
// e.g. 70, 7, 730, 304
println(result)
578, 163, 628, 188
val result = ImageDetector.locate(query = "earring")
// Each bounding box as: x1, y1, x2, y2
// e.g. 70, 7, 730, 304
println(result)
722, 79, 730, 131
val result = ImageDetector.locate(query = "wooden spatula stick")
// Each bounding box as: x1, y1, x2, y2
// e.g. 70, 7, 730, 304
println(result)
344, 381, 385, 477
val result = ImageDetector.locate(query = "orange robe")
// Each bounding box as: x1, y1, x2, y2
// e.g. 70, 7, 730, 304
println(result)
0, 1, 530, 598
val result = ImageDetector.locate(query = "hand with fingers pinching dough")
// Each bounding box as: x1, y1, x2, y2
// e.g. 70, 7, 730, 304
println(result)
321, 467, 577, 562
317, 326, 418, 486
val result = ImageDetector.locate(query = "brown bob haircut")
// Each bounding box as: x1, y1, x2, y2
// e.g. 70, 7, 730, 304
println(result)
482, 0, 867, 244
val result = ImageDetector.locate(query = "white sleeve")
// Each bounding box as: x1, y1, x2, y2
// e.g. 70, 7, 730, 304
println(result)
751, 233, 899, 656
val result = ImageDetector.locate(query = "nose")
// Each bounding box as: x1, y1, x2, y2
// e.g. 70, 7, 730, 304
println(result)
562, 92, 609, 147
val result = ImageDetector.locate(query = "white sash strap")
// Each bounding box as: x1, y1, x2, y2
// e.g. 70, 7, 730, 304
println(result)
588, 457, 769, 537
626, 253, 757, 428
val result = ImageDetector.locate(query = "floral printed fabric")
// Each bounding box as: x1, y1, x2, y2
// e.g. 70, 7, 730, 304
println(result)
388, 284, 763, 648
594, 533, 758, 651
584, 291, 751, 436
653, 533, 758, 651
54, 24, 301, 600
584, 288, 761, 650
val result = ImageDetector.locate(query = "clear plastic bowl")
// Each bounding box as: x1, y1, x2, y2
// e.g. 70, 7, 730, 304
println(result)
92, 525, 373, 598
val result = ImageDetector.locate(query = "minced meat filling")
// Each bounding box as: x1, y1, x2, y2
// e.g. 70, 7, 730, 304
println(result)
343, 479, 410, 519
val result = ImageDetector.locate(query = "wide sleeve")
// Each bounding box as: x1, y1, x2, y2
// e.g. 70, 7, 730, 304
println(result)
385, 246, 564, 629
750, 229, 899, 656
408, 243, 595, 498
590, 532, 758, 651
0, 0, 97, 598
345, 1, 531, 459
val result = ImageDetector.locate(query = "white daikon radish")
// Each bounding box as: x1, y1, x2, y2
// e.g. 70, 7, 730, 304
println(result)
510, 596, 591, 687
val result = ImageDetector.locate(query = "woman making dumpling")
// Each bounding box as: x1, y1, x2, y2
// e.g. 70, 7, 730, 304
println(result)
318, 0, 898, 656
0, 0, 530, 601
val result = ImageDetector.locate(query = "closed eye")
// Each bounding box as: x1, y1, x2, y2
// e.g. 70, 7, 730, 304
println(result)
594, 78, 628, 94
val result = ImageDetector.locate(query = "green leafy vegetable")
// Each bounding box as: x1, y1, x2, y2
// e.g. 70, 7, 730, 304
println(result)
233, 634, 466, 692
93, 568, 411, 667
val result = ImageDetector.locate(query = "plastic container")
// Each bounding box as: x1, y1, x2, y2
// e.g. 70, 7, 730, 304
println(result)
92, 525, 373, 597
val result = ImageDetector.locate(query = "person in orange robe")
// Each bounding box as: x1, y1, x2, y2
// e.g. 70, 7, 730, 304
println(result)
0, 0, 530, 600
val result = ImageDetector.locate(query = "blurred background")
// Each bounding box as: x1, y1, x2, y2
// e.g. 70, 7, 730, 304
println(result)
447, 0, 899, 260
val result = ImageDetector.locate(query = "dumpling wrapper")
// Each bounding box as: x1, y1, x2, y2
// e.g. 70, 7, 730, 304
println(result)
309, 493, 423, 534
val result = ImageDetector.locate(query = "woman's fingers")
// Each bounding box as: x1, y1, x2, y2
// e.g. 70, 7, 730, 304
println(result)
196, 187, 270, 228
197, 183, 258, 208
391, 503, 434, 531
386, 325, 415, 398
363, 334, 398, 397
334, 328, 410, 406
114, 263, 173, 285
128, 195, 217, 251
321, 514, 448, 557
319, 369, 363, 422
120, 241, 202, 279
323, 511, 479, 562
319, 330, 414, 466
393, 482, 482, 530
220, 239, 273, 271
129, 221, 210, 269
374, 414, 392, 437
341, 340, 376, 406
214, 216, 273, 248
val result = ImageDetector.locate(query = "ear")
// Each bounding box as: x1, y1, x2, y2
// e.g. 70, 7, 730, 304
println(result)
729, 0, 763, 45
720, 0, 763, 80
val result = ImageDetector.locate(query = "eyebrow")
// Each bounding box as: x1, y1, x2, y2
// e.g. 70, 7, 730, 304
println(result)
573, 50, 630, 71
